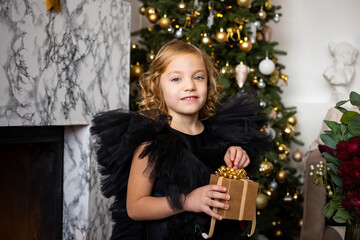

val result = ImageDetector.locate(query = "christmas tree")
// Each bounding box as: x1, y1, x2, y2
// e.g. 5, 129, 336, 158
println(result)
129, 0, 303, 239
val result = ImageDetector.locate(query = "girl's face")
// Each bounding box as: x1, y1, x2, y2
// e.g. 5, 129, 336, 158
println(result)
159, 53, 208, 119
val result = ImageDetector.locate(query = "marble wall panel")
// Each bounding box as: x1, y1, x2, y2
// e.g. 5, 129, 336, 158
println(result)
0, 0, 130, 126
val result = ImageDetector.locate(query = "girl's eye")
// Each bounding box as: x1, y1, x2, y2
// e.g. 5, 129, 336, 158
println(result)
171, 77, 180, 82
194, 76, 203, 80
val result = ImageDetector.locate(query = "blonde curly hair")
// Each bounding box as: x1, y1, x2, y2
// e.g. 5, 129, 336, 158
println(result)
138, 39, 223, 120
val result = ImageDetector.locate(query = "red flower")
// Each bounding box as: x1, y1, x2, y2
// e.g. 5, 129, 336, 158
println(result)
337, 156, 360, 187
341, 189, 360, 224
336, 137, 360, 162
349, 137, 360, 156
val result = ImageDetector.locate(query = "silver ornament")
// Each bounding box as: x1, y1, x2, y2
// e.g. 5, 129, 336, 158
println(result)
267, 127, 276, 141
254, 20, 261, 29
273, 13, 280, 23
260, 101, 266, 108
167, 26, 174, 33
246, 22, 257, 44
174, 28, 183, 38
257, 78, 266, 89
270, 180, 278, 190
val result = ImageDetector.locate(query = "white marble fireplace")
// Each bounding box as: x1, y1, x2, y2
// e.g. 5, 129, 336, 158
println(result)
0, 0, 130, 239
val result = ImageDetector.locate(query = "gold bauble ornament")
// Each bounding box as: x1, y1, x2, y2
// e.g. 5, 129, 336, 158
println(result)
287, 115, 298, 126
146, 50, 156, 63
277, 143, 287, 154
292, 189, 303, 202
148, 12, 159, 23
215, 28, 227, 44
292, 149, 303, 162
177, 1, 187, 13
276, 169, 287, 182
262, 188, 276, 199
159, 15, 171, 29
282, 124, 295, 139
130, 41, 139, 50
256, 192, 269, 209
252, 76, 258, 85
201, 33, 212, 45
274, 229, 283, 238
145, 6, 156, 17
239, 37, 252, 52
131, 62, 144, 79
236, 0, 251, 8
220, 66, 229, 75
139, 6, 146, 15
259, 159, 274, 177
265, 0, 273, 10
258, 8, 267, 20
278, 153, 288, 161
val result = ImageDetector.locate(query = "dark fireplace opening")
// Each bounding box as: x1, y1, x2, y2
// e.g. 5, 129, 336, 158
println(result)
0, 126, 64, 240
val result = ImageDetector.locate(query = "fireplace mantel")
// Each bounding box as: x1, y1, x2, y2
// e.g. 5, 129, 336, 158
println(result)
0, 0, 130, 239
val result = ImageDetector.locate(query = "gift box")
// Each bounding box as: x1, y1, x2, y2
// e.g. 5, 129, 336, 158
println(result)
202, 173, 259, 238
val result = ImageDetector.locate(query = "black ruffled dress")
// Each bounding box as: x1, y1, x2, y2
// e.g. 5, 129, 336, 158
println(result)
90, 91, 271, 240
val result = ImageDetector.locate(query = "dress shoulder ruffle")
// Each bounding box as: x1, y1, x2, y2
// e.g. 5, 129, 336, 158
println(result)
206, 90, 271, 174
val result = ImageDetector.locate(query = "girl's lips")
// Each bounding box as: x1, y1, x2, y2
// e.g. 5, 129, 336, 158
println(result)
181, 96, 198, 101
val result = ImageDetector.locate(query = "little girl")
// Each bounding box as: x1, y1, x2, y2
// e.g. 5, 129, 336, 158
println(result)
91, 39, 270, 239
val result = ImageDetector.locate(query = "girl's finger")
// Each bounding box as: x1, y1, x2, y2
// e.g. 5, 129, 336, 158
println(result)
209, 199, 229, 210
204, 207, 224, 221
229, 147, 236, 161
233, 149, 243, 169
209, 184, 227, 192
207, 191, 230, 201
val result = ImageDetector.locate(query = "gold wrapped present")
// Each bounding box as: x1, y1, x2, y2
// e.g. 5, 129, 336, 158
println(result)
202, 167, 258, 238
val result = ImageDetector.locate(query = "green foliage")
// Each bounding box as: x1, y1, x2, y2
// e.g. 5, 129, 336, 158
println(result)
320, 130, 338, 149
348, 115, 360, 136
322, 152, 339, 166
350, 91, 360, 107
316, 91, 360, 226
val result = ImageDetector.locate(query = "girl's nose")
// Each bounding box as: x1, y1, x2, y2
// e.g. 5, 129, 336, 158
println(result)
184, 79, 195, 91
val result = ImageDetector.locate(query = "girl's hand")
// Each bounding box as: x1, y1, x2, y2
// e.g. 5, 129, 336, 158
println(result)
183, 185, 230, 220
224, 146, 250, 169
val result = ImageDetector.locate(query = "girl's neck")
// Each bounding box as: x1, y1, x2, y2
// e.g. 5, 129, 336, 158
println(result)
170, 115, 204, 135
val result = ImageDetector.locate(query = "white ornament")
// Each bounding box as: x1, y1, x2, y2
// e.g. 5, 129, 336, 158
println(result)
270, 180, 278, 190
254, 20, 261, 29
259, 57, 275, 75
175, 28, 183, 38
207, 2, 214, 28
260, 101, 266, 107
246, 22, 257, 44
257, 78, 266, 89
167, 26, 174, 33
273, 13, 280, 23
235, 62, 249, 88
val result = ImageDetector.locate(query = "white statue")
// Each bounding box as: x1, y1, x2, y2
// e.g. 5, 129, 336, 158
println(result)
323, 42, 358, 102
